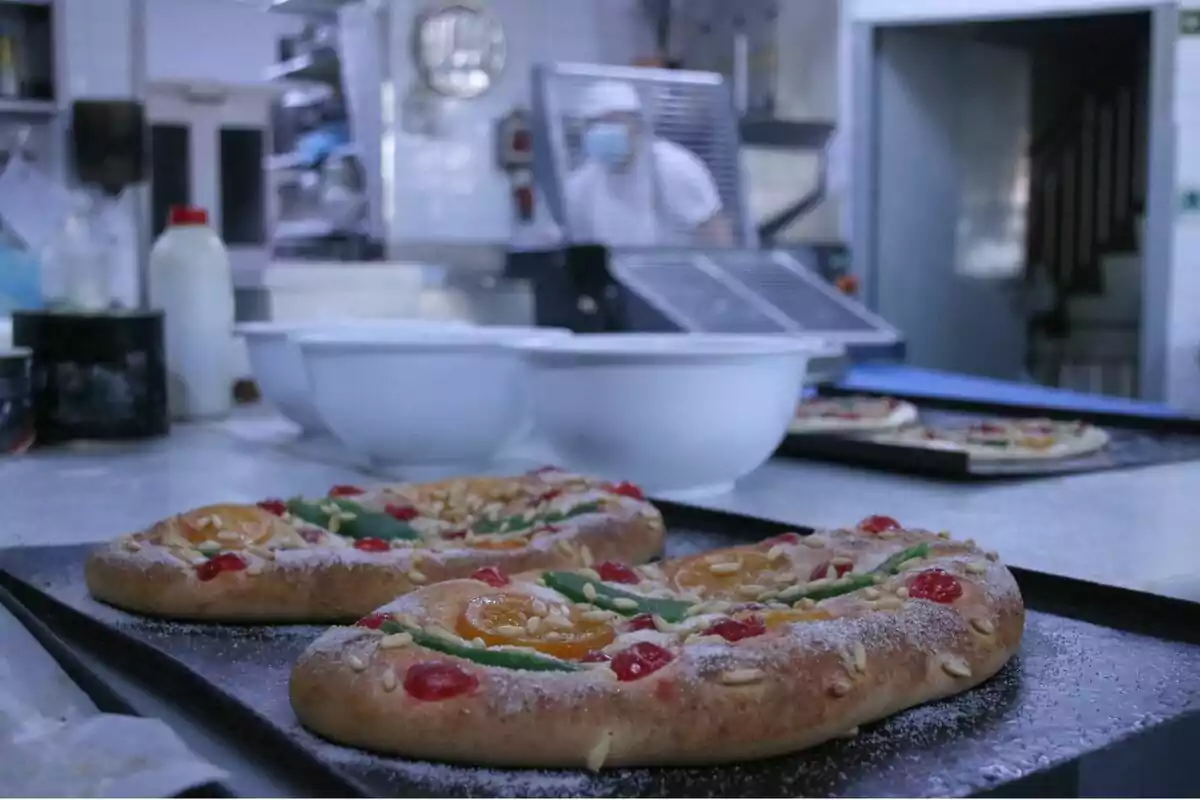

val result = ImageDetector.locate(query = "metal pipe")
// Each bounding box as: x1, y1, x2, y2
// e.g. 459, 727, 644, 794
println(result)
129, 0, 150, 309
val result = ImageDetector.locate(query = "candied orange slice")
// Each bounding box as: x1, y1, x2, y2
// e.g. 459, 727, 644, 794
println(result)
670, 548, 789, 598
455, 593, 615, 660
761, 608, 833, 628
177, 504, 275, 548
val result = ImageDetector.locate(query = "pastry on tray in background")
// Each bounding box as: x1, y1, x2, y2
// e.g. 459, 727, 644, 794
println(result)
290, 514, 1023, 769
83, 468, 663, 622
872, 417, 1110, 462
787, 395, 919, 436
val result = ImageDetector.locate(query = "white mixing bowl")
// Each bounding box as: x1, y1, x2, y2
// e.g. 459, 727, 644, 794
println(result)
516, 333, 817, 497
235, 319, 468, 434
296, 325, 565, 465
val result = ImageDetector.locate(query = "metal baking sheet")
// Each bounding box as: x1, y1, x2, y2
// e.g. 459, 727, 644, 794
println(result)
2, 503, 1198, 798
777, 389, 1200, 480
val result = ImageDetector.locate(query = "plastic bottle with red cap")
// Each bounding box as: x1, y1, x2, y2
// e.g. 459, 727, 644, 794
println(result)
148, 204, 235, 420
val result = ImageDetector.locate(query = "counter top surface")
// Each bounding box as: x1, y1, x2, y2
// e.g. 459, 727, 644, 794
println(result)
3, 413, 1198, 601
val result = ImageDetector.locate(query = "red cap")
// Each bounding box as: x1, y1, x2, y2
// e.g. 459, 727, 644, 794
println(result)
168, 206, 208, 226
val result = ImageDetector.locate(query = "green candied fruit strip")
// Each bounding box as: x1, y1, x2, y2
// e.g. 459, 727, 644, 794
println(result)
777, 573, 877, 605
377, 620, 581, 673
776, 542, 933, 605
286, 498, 420, 541
472, 500, 605, 535
872, 542, 931, 576
542, 571, 692, 623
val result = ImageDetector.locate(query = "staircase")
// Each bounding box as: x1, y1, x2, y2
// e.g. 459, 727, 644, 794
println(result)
1019, 14, 1149, 397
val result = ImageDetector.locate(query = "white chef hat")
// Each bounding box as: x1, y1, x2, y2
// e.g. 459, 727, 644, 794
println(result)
579, 80, 643, 120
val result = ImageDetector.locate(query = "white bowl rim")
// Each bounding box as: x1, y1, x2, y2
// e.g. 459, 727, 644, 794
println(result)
515, 333, 823, 361
296, 328, 565, 353
235, 318, 475, 339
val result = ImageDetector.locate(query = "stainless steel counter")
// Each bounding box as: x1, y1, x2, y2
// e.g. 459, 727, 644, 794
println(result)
4, 414, 1198, 600
2, 414, 1198, 795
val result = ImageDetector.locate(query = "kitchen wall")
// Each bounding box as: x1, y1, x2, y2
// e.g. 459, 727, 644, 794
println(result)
1170, 3, 1200, 410
145, 0, 302, 89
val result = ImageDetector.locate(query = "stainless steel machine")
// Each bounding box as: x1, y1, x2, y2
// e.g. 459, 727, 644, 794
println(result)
525, 61, 903, 384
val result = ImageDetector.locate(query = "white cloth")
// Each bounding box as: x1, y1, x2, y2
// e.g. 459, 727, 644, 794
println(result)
578, 81, 642, 118
564, 138, 723, 247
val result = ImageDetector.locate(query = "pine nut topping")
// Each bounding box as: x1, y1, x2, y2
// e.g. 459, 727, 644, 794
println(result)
829, 678, 852, 697
582, 583, 598, 601
965, 561, 988, 575
495, 624, 524, 638
970, 617, 996, 636
580, 545, 594, 567
525, 616, 542, 635
380, 632, 413, 649
720, 668, 766, 686
347, 654, 367, 672
577, 567, 601, 582
245, 563, 264, 576
586, 732, 613, 772
708, 561, 741, 576
896, 586, 910, 599
381, 668, 398, 691
581, 609, 613, 622
863, 587, 881, 601
407, 569, 427, 584
941, 654, 972, 678
852, 642, 867, 673
611, 597, 639, 611
766, 545, 786, 562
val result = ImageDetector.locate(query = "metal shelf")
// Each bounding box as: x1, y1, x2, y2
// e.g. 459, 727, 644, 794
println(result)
0, 98, 56, 117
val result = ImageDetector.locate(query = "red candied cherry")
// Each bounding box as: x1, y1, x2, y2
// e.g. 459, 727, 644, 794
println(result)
702, 616, 766, 643
353, 537, 390, 553
857, 515, 901, 534
442, 529, 468, 540
356, 612, 390, 629
580, 650, 612, 663
403, 661, 479, 701
469, 566, 510, 588
537, 488, 563, 505
329, 484, 365, 497
760, 532, 802, 548
610, 642, 674, 682
256, 498, 287, 516
605, 481, 645, 501
596, 561, 639, 584
907, 569, 964, 604
195, 552, 246, 582
626, 613, 657, 632
384, 504, 419, 521
809, 559, 853, 581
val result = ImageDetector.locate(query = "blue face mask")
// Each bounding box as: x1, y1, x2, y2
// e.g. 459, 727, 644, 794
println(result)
583, 122, 633, 166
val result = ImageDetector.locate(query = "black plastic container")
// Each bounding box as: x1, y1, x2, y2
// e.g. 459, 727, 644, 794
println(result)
0, 346, 34, 453
12, 310, 168, 443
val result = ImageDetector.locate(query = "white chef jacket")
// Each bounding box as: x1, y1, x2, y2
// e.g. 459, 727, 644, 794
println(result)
564, 138, 723, 247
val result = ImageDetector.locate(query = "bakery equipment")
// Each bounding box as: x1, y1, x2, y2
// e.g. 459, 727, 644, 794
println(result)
11, 310, 167, 443
514, 245, 903, 386
517, 333, 816, 496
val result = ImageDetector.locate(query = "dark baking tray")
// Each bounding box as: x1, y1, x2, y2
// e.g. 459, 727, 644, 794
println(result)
0, 582, 233, 798
776, 386, 1200, 480
2, 501, 1199, 798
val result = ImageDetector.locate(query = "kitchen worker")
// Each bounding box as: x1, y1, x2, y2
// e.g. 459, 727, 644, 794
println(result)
564, 80, 735, 247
